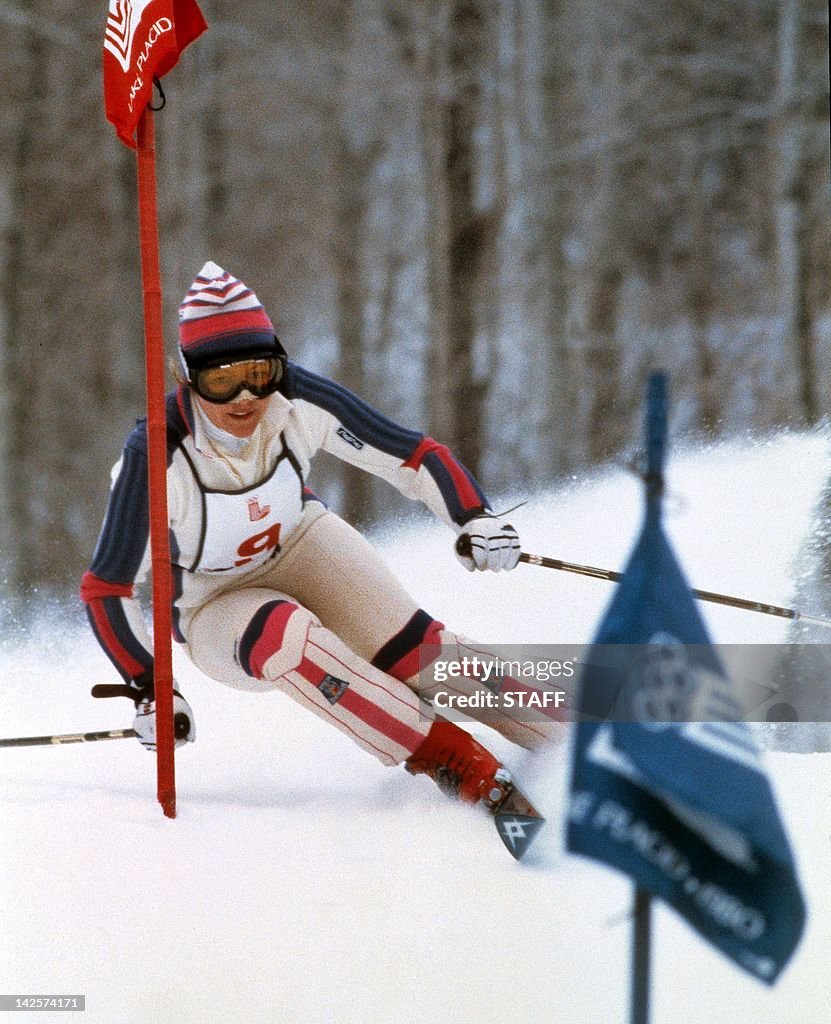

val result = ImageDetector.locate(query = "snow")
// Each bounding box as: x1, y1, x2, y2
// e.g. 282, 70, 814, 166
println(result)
2, 431, 830, 1023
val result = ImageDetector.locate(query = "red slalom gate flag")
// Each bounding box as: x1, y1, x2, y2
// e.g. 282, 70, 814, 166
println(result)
103, 0, 208, 147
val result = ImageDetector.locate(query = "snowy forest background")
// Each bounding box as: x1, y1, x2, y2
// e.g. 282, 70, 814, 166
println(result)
0, 0, 829, 601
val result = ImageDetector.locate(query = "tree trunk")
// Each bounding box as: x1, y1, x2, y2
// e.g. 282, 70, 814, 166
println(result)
332, 134, 376, 526
418, 0, 454, 445
774, 0, 815, 424
2, 27, 45, 596
446, 0, 488, 475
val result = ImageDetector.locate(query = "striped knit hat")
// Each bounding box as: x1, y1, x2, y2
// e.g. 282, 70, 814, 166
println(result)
178, 261, 285, 370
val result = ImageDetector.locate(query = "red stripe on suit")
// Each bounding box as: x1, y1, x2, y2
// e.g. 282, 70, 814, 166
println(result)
297, 656, 426, 754
402, 436, 483, 512
248, 601, 299, 679
86, 599, 148, 679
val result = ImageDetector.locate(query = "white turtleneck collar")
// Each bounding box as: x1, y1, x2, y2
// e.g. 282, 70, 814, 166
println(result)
190, 390, 293, 460
194, 400, 255, 456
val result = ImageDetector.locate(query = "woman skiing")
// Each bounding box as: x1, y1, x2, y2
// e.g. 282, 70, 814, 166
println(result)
82, 261, 556, 820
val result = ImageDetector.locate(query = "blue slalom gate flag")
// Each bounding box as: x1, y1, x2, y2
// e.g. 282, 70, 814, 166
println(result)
567, 374, 806, 984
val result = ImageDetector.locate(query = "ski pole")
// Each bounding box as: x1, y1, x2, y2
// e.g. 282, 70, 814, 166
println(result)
0, 728, 137, 749
518, 551, 831, 630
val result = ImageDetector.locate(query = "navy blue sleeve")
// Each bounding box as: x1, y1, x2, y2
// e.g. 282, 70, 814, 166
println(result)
283, 363, 489, 523
81, 424, 154, 687
88, 429, 150, 585
283, 363, 425, 459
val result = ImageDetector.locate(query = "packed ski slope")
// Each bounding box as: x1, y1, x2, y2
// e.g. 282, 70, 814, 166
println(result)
2, 432, 830, 1024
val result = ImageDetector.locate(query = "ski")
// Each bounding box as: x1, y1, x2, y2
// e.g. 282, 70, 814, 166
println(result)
491, 783, 545, 860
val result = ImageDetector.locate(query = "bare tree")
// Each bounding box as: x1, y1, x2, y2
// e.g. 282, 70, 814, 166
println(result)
1, 23, 45, 596
416, 0, 454, 447
772, 0, 817, 424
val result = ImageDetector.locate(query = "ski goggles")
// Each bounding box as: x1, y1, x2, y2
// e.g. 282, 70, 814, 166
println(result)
190, 355, 284, 404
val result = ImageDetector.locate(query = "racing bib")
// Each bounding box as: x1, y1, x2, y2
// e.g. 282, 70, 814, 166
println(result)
192, 449, 304, 576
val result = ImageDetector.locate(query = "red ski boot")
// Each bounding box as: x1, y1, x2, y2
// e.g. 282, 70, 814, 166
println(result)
404, 718, 512, 809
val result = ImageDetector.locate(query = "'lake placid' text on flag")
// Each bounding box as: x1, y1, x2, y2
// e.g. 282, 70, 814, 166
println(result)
103, 0, 207, 147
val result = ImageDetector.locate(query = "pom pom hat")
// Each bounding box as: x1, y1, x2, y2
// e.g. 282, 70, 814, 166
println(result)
178, 261, 286, 373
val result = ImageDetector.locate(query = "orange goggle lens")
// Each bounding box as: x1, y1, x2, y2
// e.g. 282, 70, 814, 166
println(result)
192, 357, 283, 403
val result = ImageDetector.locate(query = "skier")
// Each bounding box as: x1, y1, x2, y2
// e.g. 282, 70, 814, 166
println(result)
82, 262, 558, 817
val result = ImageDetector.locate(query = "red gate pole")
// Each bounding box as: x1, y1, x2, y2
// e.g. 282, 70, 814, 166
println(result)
135, 106, 176, 818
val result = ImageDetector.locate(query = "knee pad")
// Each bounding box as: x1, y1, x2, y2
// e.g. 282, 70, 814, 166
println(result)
371, 609, 445, 682
238, 599, 319, 682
